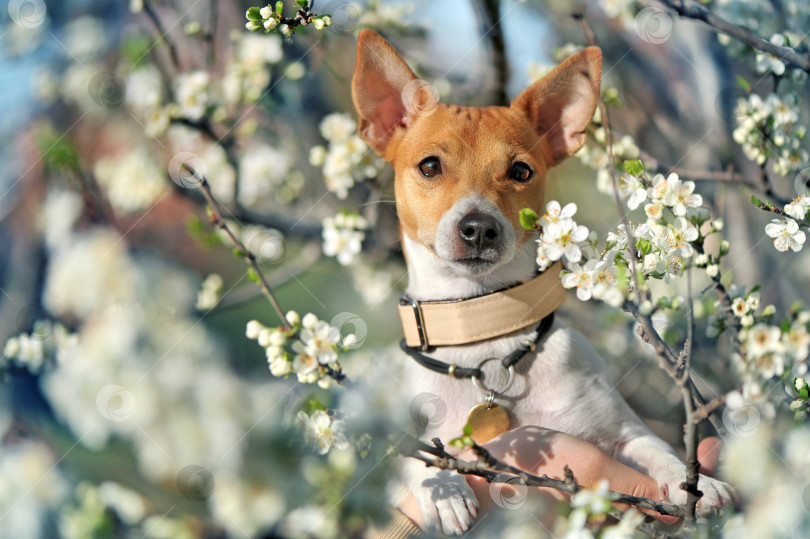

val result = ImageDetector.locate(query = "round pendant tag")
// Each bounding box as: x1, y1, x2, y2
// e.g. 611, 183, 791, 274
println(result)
467, 402, 510, 444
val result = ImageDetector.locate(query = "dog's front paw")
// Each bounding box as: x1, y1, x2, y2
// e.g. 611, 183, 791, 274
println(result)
659, 471, 735, 516
415, 470, 479, 535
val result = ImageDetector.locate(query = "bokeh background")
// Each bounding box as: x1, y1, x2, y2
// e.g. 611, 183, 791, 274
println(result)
1, 0, 809, 537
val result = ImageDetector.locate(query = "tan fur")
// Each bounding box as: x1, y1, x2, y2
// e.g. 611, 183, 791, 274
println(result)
352, 29, 601, 251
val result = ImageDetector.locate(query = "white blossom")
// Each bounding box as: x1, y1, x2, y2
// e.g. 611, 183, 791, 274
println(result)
755, 34, 787, 76
93, 148, 166, 215
173, 71, 210, 120
322, 214, 367, 265
765, 218, 806, 252
784, 195, 810, 221
297, 410, 348, 455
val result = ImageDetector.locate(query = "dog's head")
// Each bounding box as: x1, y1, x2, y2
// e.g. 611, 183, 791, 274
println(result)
352, 30, 601, 278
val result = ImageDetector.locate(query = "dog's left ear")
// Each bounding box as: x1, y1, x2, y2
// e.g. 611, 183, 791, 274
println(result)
513, 47, 602, 166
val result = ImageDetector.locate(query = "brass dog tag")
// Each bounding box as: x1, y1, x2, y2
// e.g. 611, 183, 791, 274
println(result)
467, 402, 510, 444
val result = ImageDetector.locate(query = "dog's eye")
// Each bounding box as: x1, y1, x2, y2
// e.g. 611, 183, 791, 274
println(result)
510, 162, 533, 183
418, 157, 442, 178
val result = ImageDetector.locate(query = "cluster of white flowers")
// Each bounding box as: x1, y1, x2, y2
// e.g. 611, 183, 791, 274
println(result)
539, 170, 712, 307
322, 212, 368, 266
238, 144, 292, 206
790, 377, 809, 421
125, 65, 170, 137
196, 274, 224, 310
93, 148, 167, 214
733, 92, 808, 176
245, 4, 331, 37
0, 441, 71, 538
246, 311, 355, 388
309, 112, 385, 199
534, 201, 624, 306
297, 409, 349, 455
2, 320, 77, 375
223, 33, 283, 107
577, 127, 641, 196
718, 286, 810, 397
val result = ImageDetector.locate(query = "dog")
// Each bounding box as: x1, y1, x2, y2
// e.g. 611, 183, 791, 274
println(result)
351, 30, 733, 535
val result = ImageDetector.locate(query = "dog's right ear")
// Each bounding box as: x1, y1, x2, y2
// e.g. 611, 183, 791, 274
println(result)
352, 30, 431, 156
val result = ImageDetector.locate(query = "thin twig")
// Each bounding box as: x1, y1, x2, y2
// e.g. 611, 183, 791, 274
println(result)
624, 300, 726, 435
681, 269, 701, 524
655, 0, 810, 73
692, 393, 727, 423
184, 165, 291, 331
142, 0, 182, 71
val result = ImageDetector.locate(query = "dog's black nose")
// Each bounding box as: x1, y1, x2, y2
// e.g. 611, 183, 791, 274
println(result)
458, 213, 500, 249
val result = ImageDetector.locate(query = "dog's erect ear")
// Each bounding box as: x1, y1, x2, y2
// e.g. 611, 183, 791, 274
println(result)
512, 47, 602, 166
352, 30, 432, 156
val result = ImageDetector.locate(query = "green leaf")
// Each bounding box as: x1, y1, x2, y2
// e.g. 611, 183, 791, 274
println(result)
781, 319, 792, 333
636, 238, 652, 255
246, 6, 262, 19
296, 0, 309, 7
799, 386, 809, 401
449, 438, 466, 449
737, 75, 751, 93
463, 422, 473, 437
750, 194, 765, 208
623, 159, 644, 177
247, 267, 261, 283
233, 247, 245, 258
275, 1, 284, 15
519, 208, 539, 229
307, 399, 326, 412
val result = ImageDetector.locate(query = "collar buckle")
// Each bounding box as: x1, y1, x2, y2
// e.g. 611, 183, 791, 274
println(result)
399, 295, 429, 350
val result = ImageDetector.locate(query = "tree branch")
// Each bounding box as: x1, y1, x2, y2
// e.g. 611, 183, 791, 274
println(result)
141, 0, 182, 71
475, 0, 509, 107
395, 435, 685, 521
655, 0, 810, 73
184, 165, 291, 331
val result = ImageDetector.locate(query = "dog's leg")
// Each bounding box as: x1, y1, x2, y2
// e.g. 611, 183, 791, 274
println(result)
400, 454, 478, 535
615, 433, 735, 514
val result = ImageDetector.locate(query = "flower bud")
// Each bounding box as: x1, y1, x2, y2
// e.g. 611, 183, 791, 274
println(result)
302, 313, 318, 330
286, 310, 300, 326
246, 320, 263, 340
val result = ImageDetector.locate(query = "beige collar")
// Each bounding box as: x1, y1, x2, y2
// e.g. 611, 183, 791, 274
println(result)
398, 262, 566, 349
